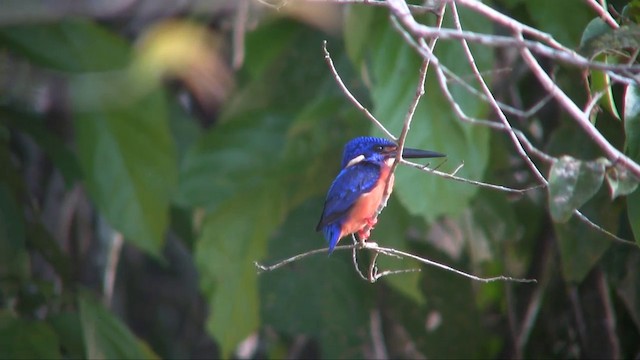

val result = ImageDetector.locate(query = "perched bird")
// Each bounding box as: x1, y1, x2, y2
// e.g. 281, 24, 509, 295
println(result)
316, 136, 445, 253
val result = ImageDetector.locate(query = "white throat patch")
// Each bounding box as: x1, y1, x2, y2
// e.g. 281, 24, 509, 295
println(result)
345, 154, 365, 168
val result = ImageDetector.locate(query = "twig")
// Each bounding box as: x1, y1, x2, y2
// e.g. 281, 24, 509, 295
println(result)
449, 1, 547, 185
517, 32, 640, 179
384, 4, 447, 210
401, 159, 543, 194
103, 231, 124, 307
255, 242, 537, 284
585, 0, 619, 29
322, 41, 396, 140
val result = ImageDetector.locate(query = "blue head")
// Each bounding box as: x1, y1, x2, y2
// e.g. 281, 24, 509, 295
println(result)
340, 136, 445, 169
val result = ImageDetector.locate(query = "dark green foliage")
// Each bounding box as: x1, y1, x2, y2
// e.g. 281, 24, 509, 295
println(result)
1, 0, 640, 359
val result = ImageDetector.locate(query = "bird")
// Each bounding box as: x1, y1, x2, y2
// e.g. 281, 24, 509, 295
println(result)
316, 136, 445, 253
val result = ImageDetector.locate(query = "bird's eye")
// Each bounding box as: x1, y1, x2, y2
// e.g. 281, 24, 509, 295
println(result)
373, 145, 384, 152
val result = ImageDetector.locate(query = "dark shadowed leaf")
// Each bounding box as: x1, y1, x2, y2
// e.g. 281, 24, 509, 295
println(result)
0, 183, 29, 283
259, 198, 371, 359
196, 188, 287, 358
548, 156, 608, 223
79, 292, 159, 359
554, 188, 618, 283
0, 313, 61, 359
48, 312, 86, 359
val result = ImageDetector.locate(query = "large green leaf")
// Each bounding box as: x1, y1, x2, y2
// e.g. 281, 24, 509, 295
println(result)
175, 112, 287, 209
623, 85, 640, 244
0, 183, 29, 283
196, 188, 286, 358
372, 197, 425, 304
523, 0, 593, 46
547, 156, 607, 223
79, 292, 159, 359
554, 187, 618, 283
0, 19, 131, 72
350, 7, 491, 222
259, 198, 371, 359
0, 313, 61, 359
74, 90, 177, 257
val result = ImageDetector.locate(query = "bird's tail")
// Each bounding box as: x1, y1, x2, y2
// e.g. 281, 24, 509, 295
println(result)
322, 223, 342, 254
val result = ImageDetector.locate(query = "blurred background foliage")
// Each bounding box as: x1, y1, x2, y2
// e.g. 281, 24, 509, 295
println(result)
1, 0, 640, 358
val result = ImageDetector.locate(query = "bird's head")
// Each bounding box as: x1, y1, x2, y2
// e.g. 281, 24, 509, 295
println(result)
340, 136, 446, 169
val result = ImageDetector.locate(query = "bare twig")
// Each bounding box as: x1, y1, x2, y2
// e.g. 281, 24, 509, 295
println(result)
518, 33, 640, 179
255, 242, 537, 284
103, 231, 124, 307
322, 41, 396, 140
384, 3, 447, 210
585, 0, 619, 29
449, 1, 547, 185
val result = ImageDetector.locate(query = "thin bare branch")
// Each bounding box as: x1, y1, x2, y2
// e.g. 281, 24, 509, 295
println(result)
584, 0, 619, 29
256, 242, 537, 284
518, 33, 640, 179
449, 1, 548, 185
322, 41, 396, 140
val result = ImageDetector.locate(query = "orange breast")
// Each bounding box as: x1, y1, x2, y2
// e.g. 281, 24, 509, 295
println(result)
339, 165, 394, 238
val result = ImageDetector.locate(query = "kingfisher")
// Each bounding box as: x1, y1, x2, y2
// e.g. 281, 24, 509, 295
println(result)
316, 136, 445, 253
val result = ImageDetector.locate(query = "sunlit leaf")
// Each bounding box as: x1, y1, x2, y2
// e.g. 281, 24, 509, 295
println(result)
548, 156, 608, 223
0, 313, 61, 359
74, 91, 177, 257
79, 292, 159, 359
196, 188, 286, 358
259, 198, 371, 359
588, 54, 620, 121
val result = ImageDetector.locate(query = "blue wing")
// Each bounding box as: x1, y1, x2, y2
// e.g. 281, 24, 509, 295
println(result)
316, 162, 381, 232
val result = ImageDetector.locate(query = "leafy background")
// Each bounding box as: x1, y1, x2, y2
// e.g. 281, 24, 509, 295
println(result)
1, 0, 639, 358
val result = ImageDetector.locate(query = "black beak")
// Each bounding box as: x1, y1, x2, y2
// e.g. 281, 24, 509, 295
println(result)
401, 147, 446, 159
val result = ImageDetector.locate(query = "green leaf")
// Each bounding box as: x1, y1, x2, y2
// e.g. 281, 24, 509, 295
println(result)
357, 7, 491, 222
196, 188, 286, 358
0, 182, 29, 283
624, 85, 640, 244
525, 0, 593, 46
175, 112, 286, 209
259, 198, 370, 359
588, 54, 620, 121
547, 156, 608, 222
373, 197, 425, 304
605, 164, 639, 199
48, 312, 86, 359
0, 313, 61, 359
74, 91, 177, 257
553, 188, 617, 282
79, 292, 159, 359
0, 19, 131, 72
624, 85, 640, 159
0, 108, 82, 187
